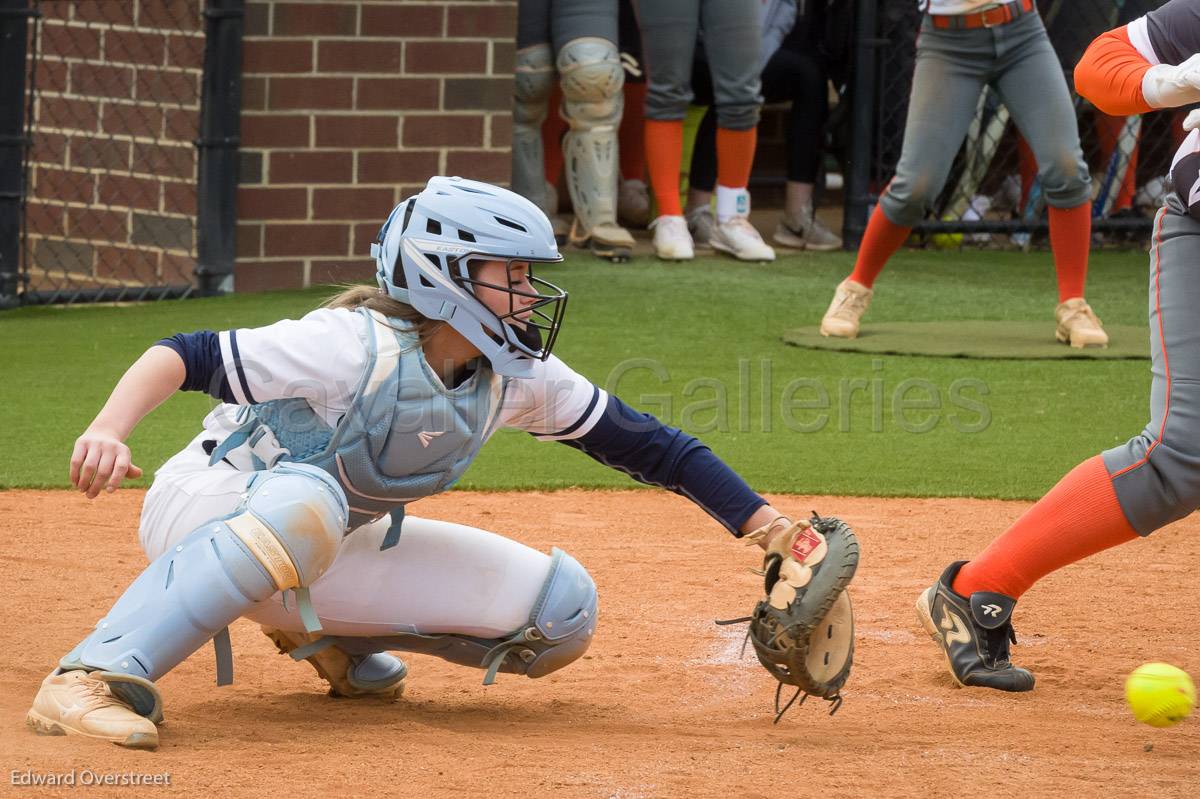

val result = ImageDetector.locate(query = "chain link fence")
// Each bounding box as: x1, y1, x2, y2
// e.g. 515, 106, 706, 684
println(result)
847, 0, 1172, 249
13, 1, 223, 304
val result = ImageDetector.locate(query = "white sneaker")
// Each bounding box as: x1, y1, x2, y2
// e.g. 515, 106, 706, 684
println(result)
711, 216, 775, 262
650, 215, 694, 260
820, 278, 873, 338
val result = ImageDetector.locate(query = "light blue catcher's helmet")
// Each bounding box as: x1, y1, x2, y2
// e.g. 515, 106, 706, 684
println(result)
371, 176, 567, 379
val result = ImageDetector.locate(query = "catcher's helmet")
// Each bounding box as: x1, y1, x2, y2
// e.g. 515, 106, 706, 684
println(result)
371, 176, 566, 379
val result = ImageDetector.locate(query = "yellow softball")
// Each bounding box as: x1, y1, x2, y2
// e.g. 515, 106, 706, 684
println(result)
1124, 663, 1195, 728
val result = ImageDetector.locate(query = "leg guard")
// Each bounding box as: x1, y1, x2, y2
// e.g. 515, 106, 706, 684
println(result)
558, 37, 628, 243
513, 43, 555, 215
324, 548, 597, 685
61, 463, 347, 710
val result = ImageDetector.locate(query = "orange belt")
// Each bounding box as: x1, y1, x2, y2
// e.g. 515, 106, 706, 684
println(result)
930, 0, 1036, 30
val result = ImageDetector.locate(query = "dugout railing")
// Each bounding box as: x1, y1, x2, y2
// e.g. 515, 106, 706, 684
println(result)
0, 0, 242, 308
843, 0, 1173, 250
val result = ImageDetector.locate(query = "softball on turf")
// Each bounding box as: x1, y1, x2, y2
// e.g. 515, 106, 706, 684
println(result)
1124, 663, 1195, 728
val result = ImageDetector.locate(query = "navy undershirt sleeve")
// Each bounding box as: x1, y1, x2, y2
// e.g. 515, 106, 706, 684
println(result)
154, 331, 236, 402
557, 394, 767, 535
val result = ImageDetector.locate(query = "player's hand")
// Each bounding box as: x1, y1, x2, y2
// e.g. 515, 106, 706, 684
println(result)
70, 429, 143, 498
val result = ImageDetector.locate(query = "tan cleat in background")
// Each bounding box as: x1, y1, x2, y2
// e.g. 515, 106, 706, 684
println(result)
820, 278, 873, 339
27, 670, 158, 750
1055, 297, 1109, 348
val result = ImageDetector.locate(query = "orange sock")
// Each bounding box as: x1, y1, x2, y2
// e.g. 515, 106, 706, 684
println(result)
1048, 202, 1092, 302
848, 204, 911, 289
716, 127, 756, 189
952, 456, 1139, 599
644, 119, 684, 216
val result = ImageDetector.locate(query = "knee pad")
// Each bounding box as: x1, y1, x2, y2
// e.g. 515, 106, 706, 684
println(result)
514, 44, 554, 125
517, 547, 598, 679
351, 548, 597, 684
233, 463, 348, 588
64, 463, 347, 688
557, 37, 624, 131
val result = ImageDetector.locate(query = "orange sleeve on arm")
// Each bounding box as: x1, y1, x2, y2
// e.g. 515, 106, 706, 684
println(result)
1074, 25, 1155, 116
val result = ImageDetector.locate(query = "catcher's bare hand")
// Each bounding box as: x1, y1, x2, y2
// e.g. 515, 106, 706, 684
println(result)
71, 429, 143, 498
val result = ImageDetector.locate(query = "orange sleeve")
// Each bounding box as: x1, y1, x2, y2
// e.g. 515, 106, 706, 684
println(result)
1074, 25, 1155, 116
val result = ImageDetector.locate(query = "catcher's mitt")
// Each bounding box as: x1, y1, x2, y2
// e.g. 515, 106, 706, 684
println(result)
720, 512, 859, 722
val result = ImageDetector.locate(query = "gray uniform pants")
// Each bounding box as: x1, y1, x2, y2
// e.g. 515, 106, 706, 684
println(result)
634, 0, 762, 130
517, 0, 618, 50
1103, 195, 1200, 535
880, 10, 1090, 227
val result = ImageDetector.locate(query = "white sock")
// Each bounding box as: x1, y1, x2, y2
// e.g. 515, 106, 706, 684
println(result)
716, 185, 749, 223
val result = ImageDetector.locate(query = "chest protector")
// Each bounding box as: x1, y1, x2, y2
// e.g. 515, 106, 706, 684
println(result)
208, 309, 509, 539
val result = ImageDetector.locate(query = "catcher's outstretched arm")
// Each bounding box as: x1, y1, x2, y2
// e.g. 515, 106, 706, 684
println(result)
554, 393, 771, 535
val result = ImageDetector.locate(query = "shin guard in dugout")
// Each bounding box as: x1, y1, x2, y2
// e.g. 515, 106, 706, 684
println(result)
61, 463, 348, 705
512, 43, 556, 214
558, 36, 624, 234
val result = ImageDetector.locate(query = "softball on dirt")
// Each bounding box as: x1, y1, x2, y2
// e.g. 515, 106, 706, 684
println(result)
1124, 663, 1195, 728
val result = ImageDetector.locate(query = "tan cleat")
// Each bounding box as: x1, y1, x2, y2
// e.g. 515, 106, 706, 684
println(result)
569, 219, 634, 262
262, 627, 406, 700
27, 670, 158, 750
820, 278, 873, 338
1055, 297, 1109, 348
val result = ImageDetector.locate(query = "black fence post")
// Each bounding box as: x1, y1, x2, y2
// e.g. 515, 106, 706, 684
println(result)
0, 0, 35, 310
195, 0, 244, 297
842, 0, 879, 250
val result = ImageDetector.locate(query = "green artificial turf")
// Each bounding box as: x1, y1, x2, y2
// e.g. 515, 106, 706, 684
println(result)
0, 247, 1153, 499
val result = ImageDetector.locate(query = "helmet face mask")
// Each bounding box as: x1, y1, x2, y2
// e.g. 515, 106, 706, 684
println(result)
372, 177, 567, 378
451, 256, 567, 362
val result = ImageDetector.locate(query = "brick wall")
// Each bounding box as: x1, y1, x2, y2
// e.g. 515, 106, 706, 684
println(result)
24, 1, 205, 296
236, 0, 516, 292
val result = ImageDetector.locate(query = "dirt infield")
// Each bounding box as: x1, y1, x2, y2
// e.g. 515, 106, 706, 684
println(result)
2, 488, 1198, 798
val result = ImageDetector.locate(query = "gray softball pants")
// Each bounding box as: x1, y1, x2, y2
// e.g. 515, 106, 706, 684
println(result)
1103, 194, 1200, 535
633, 0, 762, 130
880, 10, 1090, 227
516, 0, 618, 50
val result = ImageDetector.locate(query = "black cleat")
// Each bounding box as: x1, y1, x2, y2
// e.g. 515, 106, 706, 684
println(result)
915, 561, 1035, 692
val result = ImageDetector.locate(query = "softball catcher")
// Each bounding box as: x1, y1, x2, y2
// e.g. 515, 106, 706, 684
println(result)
27, 177, 858, 749
918, 0, 1200, 691
512, 0, 635, 261
819, 0, 1108, 348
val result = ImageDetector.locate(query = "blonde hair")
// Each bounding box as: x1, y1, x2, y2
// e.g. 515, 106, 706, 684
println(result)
322, 284, 443, 341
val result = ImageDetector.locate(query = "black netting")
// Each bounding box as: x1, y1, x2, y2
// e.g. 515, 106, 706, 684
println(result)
22, 0, 205, 302
863, 0, 1171, 249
